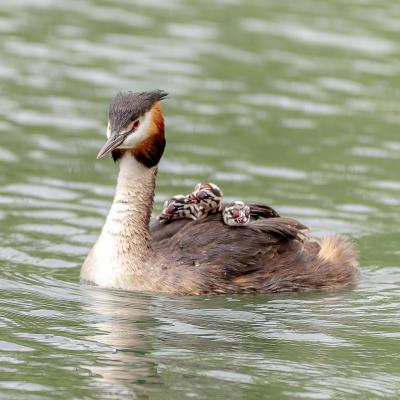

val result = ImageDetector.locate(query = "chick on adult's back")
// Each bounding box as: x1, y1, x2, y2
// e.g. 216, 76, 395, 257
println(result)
80, 90, 359, 295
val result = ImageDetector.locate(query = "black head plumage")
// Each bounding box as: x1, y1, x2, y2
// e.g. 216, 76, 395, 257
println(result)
108, 90, 168, 133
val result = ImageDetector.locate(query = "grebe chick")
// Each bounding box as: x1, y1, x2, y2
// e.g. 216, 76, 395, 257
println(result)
157, 195, 187, 222
223, 201, 251, 226
158, 191, 252, 227
157, 182, 223, 223
158, 183, 277, 225
187, 182, 223, 213
81, 90, 360, 295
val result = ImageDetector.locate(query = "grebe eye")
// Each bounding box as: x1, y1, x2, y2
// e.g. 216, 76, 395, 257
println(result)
125, 119, 140, 133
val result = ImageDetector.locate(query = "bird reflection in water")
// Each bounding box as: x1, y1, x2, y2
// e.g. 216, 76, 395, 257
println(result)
81, 287, 159, 399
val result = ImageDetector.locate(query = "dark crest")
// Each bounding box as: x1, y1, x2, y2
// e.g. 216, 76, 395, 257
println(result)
109, 90, 168, 133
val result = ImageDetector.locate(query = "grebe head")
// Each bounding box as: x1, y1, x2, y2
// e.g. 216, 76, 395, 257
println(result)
157, 195, 189, 222
188, 183, 223, 205
223, 201, 251, 226
97, 90, 168, 167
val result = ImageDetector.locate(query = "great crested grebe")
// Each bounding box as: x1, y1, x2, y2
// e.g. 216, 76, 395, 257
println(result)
187, 182, 223, 213
157, 182, 222, 222
157, 194, 188, 222
223, 201, 251, 226
157, 182, 223, 222
81, 90, 360, 294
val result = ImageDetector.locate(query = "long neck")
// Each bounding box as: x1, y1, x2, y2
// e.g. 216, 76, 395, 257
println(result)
104, 152, 156, 264
82, 152, 157, 287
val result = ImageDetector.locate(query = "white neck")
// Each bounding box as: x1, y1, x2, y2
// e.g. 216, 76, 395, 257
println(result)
81, 152, 157, 288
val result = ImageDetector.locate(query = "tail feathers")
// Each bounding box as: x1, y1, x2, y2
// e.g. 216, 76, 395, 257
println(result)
317, 235, 360, 286
318, 235, 358, 268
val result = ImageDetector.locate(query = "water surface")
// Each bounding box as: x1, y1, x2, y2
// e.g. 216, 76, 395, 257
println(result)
1, 0, 400, 398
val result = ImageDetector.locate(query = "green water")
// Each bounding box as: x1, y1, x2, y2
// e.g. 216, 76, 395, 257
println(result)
1, 0, 400, 398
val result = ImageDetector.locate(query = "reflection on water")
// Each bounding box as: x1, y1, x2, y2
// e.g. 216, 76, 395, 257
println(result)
82, 289, 155, 399
1, 0, 400, 398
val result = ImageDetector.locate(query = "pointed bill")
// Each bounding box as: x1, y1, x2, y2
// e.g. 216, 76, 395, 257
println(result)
97, 133, 126, 159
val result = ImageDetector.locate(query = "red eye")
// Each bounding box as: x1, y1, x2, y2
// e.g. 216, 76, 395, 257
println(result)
132, 120, 140, 130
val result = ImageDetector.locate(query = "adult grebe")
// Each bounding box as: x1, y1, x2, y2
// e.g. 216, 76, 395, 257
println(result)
80, 90, 359, 294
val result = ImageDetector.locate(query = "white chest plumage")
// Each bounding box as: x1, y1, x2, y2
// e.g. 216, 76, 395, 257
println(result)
81, 154, 155, 288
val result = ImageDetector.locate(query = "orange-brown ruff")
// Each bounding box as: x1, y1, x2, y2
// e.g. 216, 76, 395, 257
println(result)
81, 90, 360, 295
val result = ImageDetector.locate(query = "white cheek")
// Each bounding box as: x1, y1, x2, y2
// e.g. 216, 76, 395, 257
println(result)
119, 111, 152, 149
106, 123, 111, 139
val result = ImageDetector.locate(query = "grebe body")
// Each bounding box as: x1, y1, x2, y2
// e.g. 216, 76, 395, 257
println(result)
81, 91, 359, 295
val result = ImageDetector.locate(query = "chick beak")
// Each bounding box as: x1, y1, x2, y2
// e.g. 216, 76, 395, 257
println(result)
97, 133, 126, 159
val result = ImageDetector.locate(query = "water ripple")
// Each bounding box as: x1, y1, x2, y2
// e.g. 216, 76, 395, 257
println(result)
242, 19, 396, 54
0, 0, 400, 398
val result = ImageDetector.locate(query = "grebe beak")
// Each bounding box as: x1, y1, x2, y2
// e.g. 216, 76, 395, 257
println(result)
97, 133, 126, 159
